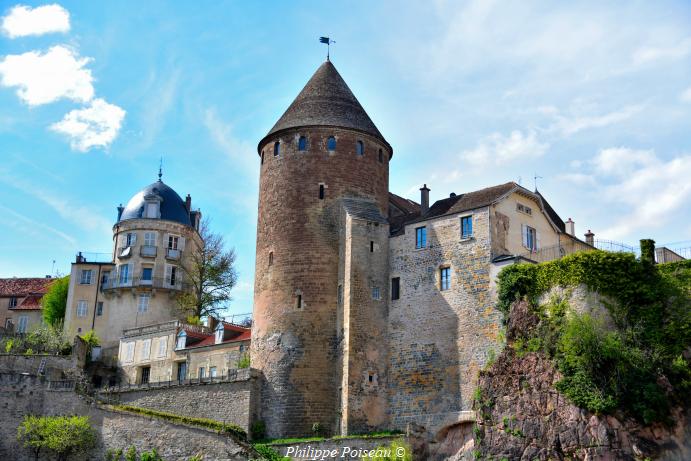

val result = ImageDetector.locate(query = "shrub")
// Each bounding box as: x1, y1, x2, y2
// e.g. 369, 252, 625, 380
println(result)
361, 439, 412, 461
41, 276, 70, 326
17, 415, 96, 461
237, 353, 250, 369
251, 420, 266, 440
252, 443, 291, 461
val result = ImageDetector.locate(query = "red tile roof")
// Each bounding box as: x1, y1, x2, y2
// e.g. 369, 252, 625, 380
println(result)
0, 278, 53, 297
182, 322, 251, 349
14, 294, 43, 310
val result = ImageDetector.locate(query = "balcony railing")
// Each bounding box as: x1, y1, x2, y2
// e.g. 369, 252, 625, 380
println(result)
519, 239, 595, 263
140, 245, 157, 257
100, 276, 186, 292
165, 248, 181, 260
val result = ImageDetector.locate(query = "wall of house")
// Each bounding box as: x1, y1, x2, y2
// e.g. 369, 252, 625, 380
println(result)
186, 341, 249, 379
118, 325, 179, 384
64, 262, 113, 341
102, 368, 260, 433
1, 305, 44, 334
490, 191, 561, 258
388, 207, 502, 435
337, 213, 389, 435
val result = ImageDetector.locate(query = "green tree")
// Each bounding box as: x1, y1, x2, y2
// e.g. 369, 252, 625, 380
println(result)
41, 276, 70, 326
17, 415, 96, 461
177, 218, 238, 319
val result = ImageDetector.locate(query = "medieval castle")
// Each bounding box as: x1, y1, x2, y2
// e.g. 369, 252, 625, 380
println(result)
3, 60, 599, 441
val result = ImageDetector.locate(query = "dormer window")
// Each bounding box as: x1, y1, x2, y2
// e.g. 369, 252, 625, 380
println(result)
176, 331, 187, 350
215, 323, 224, 344
145, 202, 159, 218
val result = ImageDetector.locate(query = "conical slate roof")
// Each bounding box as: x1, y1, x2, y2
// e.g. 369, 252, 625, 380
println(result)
259, 61, 391, 153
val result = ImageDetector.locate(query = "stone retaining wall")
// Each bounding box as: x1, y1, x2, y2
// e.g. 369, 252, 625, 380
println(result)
99, 368, 260, 433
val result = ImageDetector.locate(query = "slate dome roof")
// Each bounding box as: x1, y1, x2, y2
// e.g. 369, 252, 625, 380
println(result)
259, 60, 391, 154
118, 180, 192, 226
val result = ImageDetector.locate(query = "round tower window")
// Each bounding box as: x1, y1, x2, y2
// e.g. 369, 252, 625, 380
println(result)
327, 136, 336, 151
356, 140, 364, 156
298, 136, 307, 151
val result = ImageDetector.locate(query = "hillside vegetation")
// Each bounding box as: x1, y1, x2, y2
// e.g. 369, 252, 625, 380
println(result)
497, 251, 691, 424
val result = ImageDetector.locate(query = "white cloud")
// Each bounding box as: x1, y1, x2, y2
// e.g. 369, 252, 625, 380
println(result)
0, 45, 93, 106
591, 147, 656, 177
50, 98, 126, 151
0, 204, 75, 247
204, 108, 257, 174
1, 4, 70, 38
556, 172, 595, 186
681, 87, 691, 103
462, 130, 548, 167
632, 37, 691, 66
583, 148, 691, 239
551, 105, 643, 136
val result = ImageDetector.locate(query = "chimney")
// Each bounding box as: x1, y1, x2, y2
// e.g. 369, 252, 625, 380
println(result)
76, 252, 85, 263
420, 184, 430, 214
116, 204, 124, 221
185, 194, 192, 212
584, 229, 595, 246
565, 218, 575, 236
207, 316, 219, 331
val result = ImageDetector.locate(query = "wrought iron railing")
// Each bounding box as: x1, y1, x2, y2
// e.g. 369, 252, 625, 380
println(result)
101, 276, 187, 292
519, 239, 594, 263
140, 245, 157, 257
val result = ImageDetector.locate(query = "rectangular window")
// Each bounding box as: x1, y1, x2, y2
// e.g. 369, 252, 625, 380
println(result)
296, 294, 302, 309
319, 184, 325, 200
9, 297, 17, 308
440, 267, 451, 291
80, 269, 93, 285
141, 339, 151, 359
101, 272, 110, 286
199, 367, 205, 379
157, 337, 167, 357
145, 203, 158, 218
140, 366, 150, 384
461, 215, 473, 239
76, 300, 87, 317
391, 277, 400, 301
125, 342, 135, 362
523, 225, 537, 251
168, 235, 179, 250
177, 334, 186, 350
96, 302, 103, 316
144, 232, 156, 246
415, 226, 427, 248
17, 316, 28, 333
142, 267, 153, 281
138, 294, 150, 313
118, 264, 130, 284
210, 366, 217, 378
370, 241, 374, 252
126, 232, 136, 247
337, 284, 343, 306
372, 287, 381, 300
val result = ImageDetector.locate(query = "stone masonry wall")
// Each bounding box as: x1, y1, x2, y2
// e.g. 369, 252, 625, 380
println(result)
101, 368, 259, 433
252, 125, 390, 438
338, 213, 390, 434
388, 207, 503, 435
0, 373, 253, 460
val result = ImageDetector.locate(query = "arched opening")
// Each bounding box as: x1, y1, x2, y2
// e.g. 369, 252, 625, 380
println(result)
298, 136, 307, 151
356, 140, 364, 156
327, 136, 336, 151
273, 141, 280, 156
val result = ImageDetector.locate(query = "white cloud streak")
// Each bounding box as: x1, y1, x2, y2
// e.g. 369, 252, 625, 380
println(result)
462, 130, 548, 167
50, 98, 126, 152
632, 37, 691, 66
681, 87, 691, 103
1, 4, 70, 38
0, 203, 76, 247
551, 105, 643, 136
0, 45, 94, 106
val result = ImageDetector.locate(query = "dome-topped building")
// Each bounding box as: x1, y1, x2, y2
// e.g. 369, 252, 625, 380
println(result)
64, 174, 202, 358
117, 179, 200, 228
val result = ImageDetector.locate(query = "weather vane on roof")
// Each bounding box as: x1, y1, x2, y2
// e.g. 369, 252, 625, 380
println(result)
158, 157, 163, 181
534, 173, 543, 191
320, 36, 335, 61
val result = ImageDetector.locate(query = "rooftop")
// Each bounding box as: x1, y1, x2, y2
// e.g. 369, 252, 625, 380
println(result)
118, 179, 194, 227
259, 60, 391, 154
0, 277, 53, 297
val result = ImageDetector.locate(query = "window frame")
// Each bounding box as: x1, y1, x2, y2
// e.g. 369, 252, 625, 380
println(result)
461, 215, 473, 239
141, 338, 151, 360
327, 136, 336, 151
125, 232, 136, 247
372, 286, 381, 300
17, 315, 28, 333
9, 297, 17, 308
80, 269, 93, 285
138, 294, 150, 313
144, 232, 157, 247
76, 300, 88, 318
273, 141, 280, 156
96, 302, 103, 316
176, 331, 187, 350
298, 136, 307, 151
440, 267, 451, 291
415, 226, 427, 249
356, 140, 364, 156
391, 277, 400, 301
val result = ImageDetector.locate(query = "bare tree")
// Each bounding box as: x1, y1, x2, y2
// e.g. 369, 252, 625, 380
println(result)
177, 218, 238, 319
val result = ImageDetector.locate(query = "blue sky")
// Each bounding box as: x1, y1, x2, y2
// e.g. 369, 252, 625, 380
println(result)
1, 1, 690, 316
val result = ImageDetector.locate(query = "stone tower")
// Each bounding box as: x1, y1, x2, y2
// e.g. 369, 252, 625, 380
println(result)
251, 61, 392, 437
